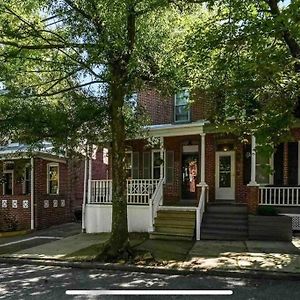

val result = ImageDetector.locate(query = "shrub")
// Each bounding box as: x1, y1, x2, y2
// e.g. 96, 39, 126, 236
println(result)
3, 215, 19, 231
256, 205, 278, 216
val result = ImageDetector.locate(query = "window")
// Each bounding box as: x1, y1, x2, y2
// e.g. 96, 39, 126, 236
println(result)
152, 150, 162, 179
47, 163, 59, 195
256, 152, 273, 185
3, 162, 14, 195
23, 165, 31, 195
174, 89, 190, 123
125, 152, 133, 179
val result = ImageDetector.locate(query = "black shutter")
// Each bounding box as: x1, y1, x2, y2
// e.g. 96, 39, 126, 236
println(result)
288, 142, 298, 186
274, 143, 284, 186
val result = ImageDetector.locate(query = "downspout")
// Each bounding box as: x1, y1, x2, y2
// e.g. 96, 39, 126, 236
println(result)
82, 154, 88, 232
30, 157, 34, 230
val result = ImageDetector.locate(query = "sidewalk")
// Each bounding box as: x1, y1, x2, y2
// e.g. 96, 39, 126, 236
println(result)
1, 228, 300, 278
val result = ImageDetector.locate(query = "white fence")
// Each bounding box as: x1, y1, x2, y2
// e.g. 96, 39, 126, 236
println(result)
90, 179, 159, 205
259, 187, 300, 206
86, 178, 163, 233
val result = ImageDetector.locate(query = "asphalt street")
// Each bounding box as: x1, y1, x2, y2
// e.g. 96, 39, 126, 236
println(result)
0, 263, 299, 300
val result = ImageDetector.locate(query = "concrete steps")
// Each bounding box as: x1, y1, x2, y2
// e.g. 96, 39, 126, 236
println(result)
201, 203, 248, 241
150, 210, 196, 241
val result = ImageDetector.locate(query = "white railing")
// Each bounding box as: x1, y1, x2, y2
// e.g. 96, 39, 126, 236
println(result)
259, 186, 300, 206
149, 178, 164, 231
90, 179, 160, 205
196, 185, 208, 240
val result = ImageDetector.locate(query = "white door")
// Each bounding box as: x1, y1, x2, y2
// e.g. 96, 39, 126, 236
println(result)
216, 151, 235, 200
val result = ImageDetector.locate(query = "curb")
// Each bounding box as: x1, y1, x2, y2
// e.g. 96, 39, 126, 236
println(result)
0, 230, 32, 238
1, 256, 300, 281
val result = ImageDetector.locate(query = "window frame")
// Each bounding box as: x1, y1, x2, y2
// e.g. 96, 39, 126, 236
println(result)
151, 149, 162, 179
256, 153, 274, 185
22, 164, 31, 195
47, 163, 59, 195
174, 88, 191, 123
3, 162, 14, 196
125, 151, 133, 179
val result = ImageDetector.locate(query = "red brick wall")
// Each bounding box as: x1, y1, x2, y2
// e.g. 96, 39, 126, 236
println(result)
0, 195, 31, 231
34, 158, 71, 229
138, 89, 213, 125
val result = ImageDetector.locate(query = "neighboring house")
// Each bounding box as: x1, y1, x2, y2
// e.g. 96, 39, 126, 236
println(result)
0, 142, 108, 232
84, 89, 300, 240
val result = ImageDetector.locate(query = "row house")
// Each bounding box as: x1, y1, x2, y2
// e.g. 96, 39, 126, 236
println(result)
83, 89, 300, 240
0, 142, 108, 232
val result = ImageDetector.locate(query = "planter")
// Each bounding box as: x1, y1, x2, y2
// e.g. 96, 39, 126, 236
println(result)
248, 215, 292, 242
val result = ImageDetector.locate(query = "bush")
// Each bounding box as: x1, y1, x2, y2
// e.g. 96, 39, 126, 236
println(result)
256, 205, 278, 216
3, 215, 19, 231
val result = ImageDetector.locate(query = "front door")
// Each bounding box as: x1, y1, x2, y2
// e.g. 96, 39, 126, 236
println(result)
182, 154, 198, 199
216, 151, 235, 200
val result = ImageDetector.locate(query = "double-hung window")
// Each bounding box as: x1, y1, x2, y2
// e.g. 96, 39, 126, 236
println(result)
47, 163, 59, 195
23, 165, 31, 195
174, 89, 190, 123
3, 162, 14, 195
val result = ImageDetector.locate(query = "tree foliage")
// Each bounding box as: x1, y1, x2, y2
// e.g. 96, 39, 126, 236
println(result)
0, 0, 184, 257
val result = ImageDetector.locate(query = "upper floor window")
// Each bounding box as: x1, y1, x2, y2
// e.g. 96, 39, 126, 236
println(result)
174, 89, 190, 123
47, 163, 59, 195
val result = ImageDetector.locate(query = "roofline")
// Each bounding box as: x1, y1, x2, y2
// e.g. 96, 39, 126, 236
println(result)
146, 120, 209, 137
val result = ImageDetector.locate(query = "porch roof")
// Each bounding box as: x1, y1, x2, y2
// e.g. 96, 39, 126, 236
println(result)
147, 120, 208, 137
0, 142, 66, 160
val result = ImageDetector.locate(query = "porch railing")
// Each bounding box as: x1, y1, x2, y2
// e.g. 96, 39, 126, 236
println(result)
259, 186, 300, 206
90, 179, 160, 205
149, 178, 164, 231
196, 185, 208, 240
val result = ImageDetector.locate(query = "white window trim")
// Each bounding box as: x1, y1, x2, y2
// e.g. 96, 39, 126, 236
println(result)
47, 163, 59, 195
3, 161, 14, 196
174, 88, 191, 123
151, 149, 161, 179
125, 151, 133, 179
256, 154, 274, 186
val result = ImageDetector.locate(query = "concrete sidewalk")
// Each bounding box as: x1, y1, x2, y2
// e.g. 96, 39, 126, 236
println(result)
185, 239, 300, 274
2, 228, 300, 277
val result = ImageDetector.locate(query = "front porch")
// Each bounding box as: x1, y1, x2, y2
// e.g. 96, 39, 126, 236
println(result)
83, 124, 300, 240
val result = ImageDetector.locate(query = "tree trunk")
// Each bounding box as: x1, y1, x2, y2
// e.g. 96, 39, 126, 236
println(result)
104, 69, 129, 258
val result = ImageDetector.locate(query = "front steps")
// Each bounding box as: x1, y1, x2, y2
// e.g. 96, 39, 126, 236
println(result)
201, 203, 248, 240
150, 209, 196, 240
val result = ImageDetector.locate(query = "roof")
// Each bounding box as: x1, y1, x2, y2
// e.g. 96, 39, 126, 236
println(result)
0, 142, 65, 159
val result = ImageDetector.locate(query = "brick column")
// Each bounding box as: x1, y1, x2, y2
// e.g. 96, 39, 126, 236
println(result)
246, 185, 259, 213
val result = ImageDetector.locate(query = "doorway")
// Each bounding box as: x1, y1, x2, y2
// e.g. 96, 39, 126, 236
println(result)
215, 151, 235, 200
181, 153, 198, 200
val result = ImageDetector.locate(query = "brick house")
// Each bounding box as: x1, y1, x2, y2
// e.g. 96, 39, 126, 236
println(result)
0, 142, 108, 232
83, 89, 300, 240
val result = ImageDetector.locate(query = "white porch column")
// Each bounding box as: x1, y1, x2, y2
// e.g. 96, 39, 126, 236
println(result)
199, 133, 207, 186
248, 135, 258, 186
87, 154, 92, 204
82, 154, 88, 232
160, 136, 164, 181
30, 157, 34, 230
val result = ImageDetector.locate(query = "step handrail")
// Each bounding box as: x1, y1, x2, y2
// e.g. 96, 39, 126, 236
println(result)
196, 185, 207, 240
149, 178, 164, 232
